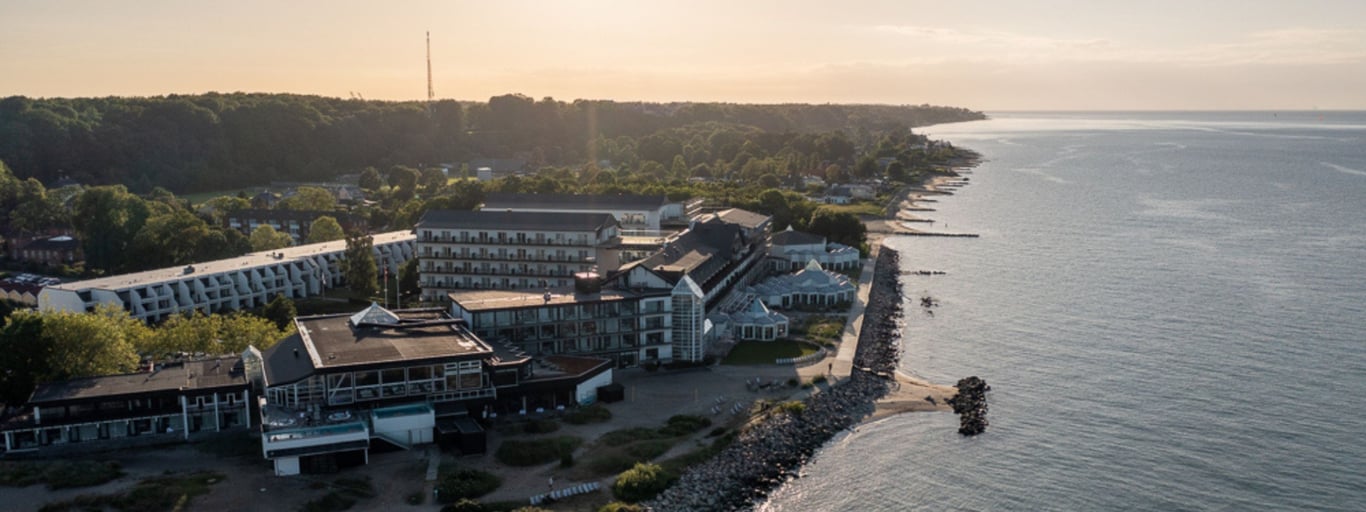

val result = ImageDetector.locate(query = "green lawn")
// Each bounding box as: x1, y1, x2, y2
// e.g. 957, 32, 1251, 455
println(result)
792, 316, 846, 345
722, 340, 820, 365
817, 202, 885, 217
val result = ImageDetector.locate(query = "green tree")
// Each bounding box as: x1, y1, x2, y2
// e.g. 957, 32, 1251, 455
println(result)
388, 166, 420, 200
262, 293, 297, 330
420, 167, 448, 195
807, 207, 867, 251
202, 195, 250, 220
358, 166, 384, 192
249, 224, 294, 251
886, 160, 908, 182
278, 186, 337, 211
824, 164, 846, 184
612, 462, 673, 503
130, 209, 219, 268
71, 185, 152, 272
344, 233, 378, 297
151, 312, 288, 357
670, 154, 688, 180
399, 257, 420, 300
0, 312, 50, 404
37, 305, 147, 380
305, 215, 346, 244
150, 312, 219, 356
7, 178, 68, 235
854, 155, 879, 180
215, 314, 289, 353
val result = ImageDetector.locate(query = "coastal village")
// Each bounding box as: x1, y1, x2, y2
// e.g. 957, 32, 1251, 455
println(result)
0, 173, 986, 511
0, 94, 991, 511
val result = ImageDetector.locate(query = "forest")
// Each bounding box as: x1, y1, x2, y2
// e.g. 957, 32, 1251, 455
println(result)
0, 93, 983, 193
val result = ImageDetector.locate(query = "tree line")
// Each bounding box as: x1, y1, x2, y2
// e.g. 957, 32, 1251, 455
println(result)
0, 303, 294, 405
0, 93, 982, 194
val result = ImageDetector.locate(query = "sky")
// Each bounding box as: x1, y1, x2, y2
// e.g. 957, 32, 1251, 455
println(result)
3, 0, 1365, 110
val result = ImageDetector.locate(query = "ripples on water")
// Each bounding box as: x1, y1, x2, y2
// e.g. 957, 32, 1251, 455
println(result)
762, 112, 1366, 511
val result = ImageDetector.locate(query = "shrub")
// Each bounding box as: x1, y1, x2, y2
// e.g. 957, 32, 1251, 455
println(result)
658, 415, 711, 437
522, 419, 560, 434
777, 401, 807, 415
1, 460, 124, 490
599, 502, 647, 512
612, 463, 674, 503
436, 467, 502, 503
707, 427, 727, 438
495, 436, 582, 467
600, 428, 663, 445
442, 498, 487, 512
301, 477, 376, 512
812, 374, 828, 384
624, 439, 673, 460
563, 404, 612, 425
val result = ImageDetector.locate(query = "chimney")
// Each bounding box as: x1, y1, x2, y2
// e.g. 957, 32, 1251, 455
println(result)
293, 348, 299, 359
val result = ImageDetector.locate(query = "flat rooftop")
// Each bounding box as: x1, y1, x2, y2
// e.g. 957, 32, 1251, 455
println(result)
297, 312, 492, 370
712, 208, 771, 230
28, 357, 246, 405
483, 192, 669, 211
448, 287, 666, 312
417, 210, 617, 232
49, 230, 415, 292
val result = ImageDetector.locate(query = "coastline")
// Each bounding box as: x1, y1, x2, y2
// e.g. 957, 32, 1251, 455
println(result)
861, 165, 982, 422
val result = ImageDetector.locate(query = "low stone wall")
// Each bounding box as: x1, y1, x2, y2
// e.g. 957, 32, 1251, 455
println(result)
647, 248, 906, 511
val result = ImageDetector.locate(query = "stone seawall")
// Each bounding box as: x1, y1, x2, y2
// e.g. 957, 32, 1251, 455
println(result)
647, 248, 907, 511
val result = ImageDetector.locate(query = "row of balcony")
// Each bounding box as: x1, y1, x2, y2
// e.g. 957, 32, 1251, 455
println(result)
419, 234, 609, 247
422, 267, 588, 279
421, 253, 595, 264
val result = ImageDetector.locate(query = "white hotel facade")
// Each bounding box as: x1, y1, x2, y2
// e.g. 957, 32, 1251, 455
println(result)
39, 231, 417, 322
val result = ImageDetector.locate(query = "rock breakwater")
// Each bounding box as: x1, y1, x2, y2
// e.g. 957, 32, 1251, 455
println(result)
646, 248, 908, 512
946, 376, 990, 435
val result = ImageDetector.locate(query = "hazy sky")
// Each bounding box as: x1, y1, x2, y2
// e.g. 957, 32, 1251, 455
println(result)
4, 0, 1365, 110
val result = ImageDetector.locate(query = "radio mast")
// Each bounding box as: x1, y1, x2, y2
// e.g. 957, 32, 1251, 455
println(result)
426, 31, 435, 109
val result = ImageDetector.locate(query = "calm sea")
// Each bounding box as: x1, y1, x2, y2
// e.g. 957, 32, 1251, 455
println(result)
762, 112, 1366, 511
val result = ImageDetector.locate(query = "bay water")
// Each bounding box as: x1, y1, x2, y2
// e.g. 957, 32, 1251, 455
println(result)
762, 112, 1366, 511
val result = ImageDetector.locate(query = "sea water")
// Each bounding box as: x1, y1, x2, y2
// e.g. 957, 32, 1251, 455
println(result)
761, 112, 1366, 511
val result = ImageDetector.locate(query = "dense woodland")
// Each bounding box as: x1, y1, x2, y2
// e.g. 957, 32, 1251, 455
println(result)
0, 93, 981, 192
2, 94, 981, 277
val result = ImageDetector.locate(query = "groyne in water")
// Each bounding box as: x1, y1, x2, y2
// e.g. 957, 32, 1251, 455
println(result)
648, 248, 909, 511
901, 232, 980, 238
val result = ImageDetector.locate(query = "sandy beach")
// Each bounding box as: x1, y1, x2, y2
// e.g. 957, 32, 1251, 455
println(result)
860, 171, 977, 421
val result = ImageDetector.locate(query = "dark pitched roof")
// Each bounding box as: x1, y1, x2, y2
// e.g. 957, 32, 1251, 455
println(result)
28, 357, 247, 405
483, 193, 669, 211
417, 210, 618, 232
771, 229, 826, 246
622, 222, 742, 289
21, 236, 80, 251
226, 209, 359, 224
261, 334, 315, 386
